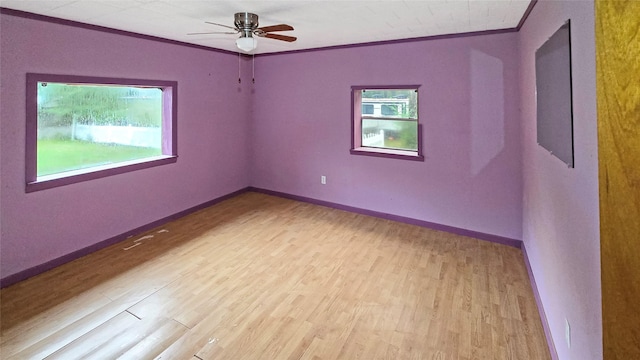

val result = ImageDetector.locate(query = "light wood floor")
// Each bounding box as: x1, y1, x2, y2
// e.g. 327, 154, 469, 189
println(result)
1, 192, 551, 360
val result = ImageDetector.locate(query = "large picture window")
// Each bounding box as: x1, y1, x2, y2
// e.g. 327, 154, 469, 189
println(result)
26, 74, 177, 192
351, 85, 423, 161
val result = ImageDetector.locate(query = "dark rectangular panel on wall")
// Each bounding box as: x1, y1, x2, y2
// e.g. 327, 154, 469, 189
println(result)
536, 20, 574, 167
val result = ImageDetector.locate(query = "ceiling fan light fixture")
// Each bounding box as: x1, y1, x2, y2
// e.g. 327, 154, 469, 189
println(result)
236, 36, 257, 53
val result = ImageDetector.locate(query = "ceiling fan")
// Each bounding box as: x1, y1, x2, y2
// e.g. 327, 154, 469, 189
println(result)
188, 12, 297, 53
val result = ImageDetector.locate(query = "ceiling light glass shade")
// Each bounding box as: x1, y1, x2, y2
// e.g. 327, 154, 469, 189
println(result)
236, 36, 257, 53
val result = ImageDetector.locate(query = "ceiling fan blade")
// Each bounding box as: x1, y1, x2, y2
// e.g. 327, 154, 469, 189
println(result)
205, 21, 238, 31
263, 33, 297, 42
187, 31, 237, 35
257, 24, 294, 33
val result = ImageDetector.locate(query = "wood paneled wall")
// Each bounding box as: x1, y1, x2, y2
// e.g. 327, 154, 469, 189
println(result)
596, 0, 640, 358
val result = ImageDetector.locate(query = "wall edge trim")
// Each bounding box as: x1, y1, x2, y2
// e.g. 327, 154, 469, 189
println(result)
0, 187, 251, 289
255, 28, 518, 57
0, 7, 239, 56
249, 187, 522, 248
521, 243, 559, 360
2, 185, 524, 288
516, 0, 538, 31
1, 1, 536, 58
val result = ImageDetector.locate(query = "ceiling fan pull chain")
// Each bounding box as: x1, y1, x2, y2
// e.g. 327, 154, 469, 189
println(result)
238, 52, 241, 84
252, 54, 255, 84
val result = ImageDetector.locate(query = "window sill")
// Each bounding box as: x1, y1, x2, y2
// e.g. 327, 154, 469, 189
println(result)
350, 147, 424, 161
26, 155, 177, 193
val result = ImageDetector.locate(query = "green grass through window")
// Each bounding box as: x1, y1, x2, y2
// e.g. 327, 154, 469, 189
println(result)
37, 140, 162, 177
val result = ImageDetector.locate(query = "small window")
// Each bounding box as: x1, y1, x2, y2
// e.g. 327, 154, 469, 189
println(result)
351, 86, 423, 161
26, 74, 178, 192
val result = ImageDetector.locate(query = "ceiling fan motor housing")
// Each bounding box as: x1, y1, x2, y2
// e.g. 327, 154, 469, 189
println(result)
235, 12, 259, 37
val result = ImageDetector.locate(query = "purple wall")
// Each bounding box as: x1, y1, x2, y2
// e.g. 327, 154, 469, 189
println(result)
0, 8, 603, 358
251, 32, 523, 240
0, 13, 252, 279
519, 1, 601, 359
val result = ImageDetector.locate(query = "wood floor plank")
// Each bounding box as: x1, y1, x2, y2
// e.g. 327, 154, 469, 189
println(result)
0, 289, 112, 356
118, 317, 189, 360
44, 312, 187, 360
1, 192, 550, 359
3, 284, 168, 360
45, 312, 141, 359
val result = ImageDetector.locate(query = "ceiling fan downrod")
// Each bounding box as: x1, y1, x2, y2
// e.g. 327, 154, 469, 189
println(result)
235, 12, 259, 38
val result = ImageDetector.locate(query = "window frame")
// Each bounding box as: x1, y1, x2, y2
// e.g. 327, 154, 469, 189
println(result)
350, 85, 424, 161
25, 73, 178, 193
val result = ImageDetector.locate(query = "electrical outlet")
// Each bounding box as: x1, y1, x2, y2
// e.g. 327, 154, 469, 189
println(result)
321, 175, 326, 185
565, 318, 571, 348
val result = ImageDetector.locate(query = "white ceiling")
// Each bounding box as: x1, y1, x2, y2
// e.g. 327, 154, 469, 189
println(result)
0, 0, 533, 54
